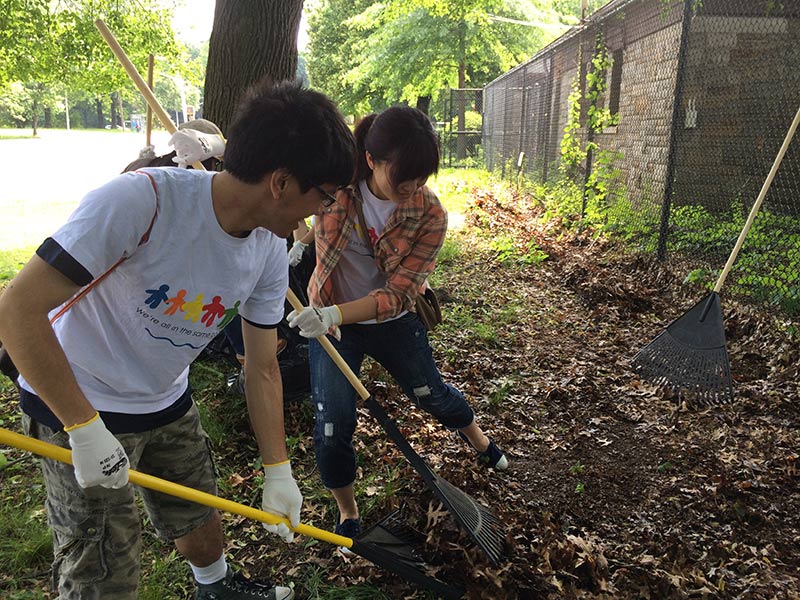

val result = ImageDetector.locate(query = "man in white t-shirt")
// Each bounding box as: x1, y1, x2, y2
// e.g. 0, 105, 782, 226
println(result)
0, 79, 354, 600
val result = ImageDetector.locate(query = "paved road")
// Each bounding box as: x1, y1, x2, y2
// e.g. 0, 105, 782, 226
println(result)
0, 128, 173, 250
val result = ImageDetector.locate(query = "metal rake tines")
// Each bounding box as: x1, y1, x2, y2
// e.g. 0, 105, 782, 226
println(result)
632, 330, 734, 406
432, 474, 505, 565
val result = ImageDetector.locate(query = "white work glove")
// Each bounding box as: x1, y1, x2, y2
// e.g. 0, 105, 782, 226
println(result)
168, 129, 226, 168
287, 306, 342, 339
66, 413, 129, 489
261, 461, 302, 543
138, 144, 156, 160
287, 240, 308, 267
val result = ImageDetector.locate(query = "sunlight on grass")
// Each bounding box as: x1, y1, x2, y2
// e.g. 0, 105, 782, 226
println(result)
0, 245, 37, 283
430, 167, 496, 229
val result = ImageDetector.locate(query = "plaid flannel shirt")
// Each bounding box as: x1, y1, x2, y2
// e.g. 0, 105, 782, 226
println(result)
308, 183, 447, 322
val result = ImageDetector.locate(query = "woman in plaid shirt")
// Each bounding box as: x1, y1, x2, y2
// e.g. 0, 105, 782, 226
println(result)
287, 106, 508, 541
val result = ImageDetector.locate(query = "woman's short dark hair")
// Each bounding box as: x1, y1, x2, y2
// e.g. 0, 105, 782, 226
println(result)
224, 79, 355, 190
352, 106, 439, 188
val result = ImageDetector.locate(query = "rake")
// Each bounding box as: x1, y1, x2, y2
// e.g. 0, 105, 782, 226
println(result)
286, 290, 507, 565
632, 101, 800, 405
0, 427, 464, 599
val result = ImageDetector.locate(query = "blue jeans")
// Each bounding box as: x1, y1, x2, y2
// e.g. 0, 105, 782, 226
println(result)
310, 312, 474, 489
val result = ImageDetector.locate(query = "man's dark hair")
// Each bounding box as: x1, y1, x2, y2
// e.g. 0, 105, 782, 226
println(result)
224, 79, 355, 190
352, 105, 439, 187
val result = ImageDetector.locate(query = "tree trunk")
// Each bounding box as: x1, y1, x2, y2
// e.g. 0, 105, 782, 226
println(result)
204, 0, 304, 134
117, 91, 125, 131
110, 93, 118, 128
96, 98, 104, 128
44, 107, 52, 128
32, 96, 39, 136
415, 96, 431, 115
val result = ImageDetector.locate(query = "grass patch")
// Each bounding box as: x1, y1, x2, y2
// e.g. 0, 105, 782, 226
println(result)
0, 245, 37, 283
302, 566, 394, 599
138, 547, 193, 600
432, 167, 497, 217
0, 465, 51, 598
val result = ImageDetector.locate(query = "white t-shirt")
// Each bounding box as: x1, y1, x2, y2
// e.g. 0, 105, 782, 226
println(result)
18, 168, 288, 414
329, 179, 407, 324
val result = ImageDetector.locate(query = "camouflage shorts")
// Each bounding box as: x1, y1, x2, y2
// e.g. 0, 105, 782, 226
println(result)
24, 402, 217, 600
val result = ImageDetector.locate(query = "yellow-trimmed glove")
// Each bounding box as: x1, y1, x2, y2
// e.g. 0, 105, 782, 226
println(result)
65, 413, 129, 489
261, 460, 302, 543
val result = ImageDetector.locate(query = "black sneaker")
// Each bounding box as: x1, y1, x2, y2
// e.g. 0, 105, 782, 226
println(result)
225, 370, 245, 396
458, 431, 509, 470
334, 517, 362, 555
195, 568, 294, 600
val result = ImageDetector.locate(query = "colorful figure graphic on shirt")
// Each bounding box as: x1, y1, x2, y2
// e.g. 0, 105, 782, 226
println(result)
183, 294, 205, 322
367, 226, 379, 246
217, 300, 241, 329
144, 284, 170, 309
201, 296, 226, 327
163, 289, 188, 316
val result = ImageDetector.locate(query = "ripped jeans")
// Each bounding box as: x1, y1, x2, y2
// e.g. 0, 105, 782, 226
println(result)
309, 311, 474, 490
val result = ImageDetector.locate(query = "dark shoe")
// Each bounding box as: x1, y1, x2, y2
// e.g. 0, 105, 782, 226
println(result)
458, 431, 509, 470
334, 517, 362, 555
225, 370, 245, 396
195, 567, 294, 600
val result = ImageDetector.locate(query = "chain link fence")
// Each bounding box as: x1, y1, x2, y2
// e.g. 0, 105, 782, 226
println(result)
433, 88, 484, 168
483, 0, 800, 316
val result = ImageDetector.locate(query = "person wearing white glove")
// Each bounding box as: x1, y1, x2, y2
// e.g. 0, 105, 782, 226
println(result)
297, 106, 508, 545
261, 460, 303, 543
65, 412, 129, 489
138, 144, 156, 160
286, 305, 342, 338
169, 128, 226, 168
287, 240, 308, 267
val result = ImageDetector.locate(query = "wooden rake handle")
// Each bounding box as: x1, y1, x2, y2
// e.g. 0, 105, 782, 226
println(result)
285, 289, 371, 401
714, 101, 800, 292
0, 427, 353, 548
145, 54, 154, 147
95, 20, 204, 170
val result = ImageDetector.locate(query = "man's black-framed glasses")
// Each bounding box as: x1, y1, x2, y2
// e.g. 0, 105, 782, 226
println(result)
314, 185, 337, 207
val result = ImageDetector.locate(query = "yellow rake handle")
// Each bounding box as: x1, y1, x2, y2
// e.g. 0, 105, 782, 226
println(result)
0, 427, 352, 549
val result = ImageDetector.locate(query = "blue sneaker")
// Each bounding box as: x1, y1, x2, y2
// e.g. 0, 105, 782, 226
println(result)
458, 431, 509, 470
334, 517, 362, 555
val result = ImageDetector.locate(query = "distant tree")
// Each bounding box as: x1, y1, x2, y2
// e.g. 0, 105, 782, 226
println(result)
0, 0, 178, 133
306, 0, 382, 117
552, 0, 609, 23
306, 0, 567, 122
204, 0, 304, 134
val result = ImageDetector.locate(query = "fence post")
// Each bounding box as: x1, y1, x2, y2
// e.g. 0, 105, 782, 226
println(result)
657, 0, 694, 261
581, 34, 596, 219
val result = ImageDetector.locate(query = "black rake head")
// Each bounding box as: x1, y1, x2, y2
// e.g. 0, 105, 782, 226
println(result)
353, 509, 465, 599
632, 292, 734, 406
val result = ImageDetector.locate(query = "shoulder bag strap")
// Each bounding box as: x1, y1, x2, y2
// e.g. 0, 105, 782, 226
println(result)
350, 189, 374, 257
49, 171, 159, 324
